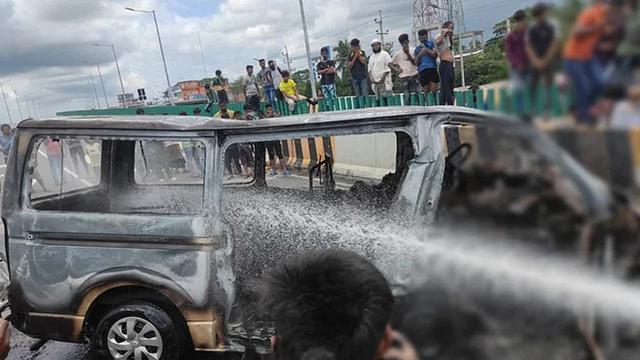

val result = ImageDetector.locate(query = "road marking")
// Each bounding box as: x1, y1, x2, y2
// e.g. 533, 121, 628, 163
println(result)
37, 150, 92, 187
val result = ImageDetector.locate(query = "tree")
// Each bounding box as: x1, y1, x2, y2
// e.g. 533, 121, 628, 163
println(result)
334, 39, 352, 79
292, 69, 316, 98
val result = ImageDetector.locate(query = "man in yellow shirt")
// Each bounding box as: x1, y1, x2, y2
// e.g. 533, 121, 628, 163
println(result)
213, 101, 236, 119
278, 70, 317, 113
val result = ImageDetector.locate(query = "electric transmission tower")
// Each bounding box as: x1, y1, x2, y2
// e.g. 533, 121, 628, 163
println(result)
440, 0, 466, 32
412, 0, 441, 43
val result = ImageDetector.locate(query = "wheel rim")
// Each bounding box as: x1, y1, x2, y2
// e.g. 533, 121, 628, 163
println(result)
107, 316, 163, 360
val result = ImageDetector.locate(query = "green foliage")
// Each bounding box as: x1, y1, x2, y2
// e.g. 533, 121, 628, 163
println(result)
292, 69, 318, 98
455, 43, 509, 87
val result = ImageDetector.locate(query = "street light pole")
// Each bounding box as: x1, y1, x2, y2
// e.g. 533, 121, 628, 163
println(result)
94, 43, 127, 107
14, 91, 23, 120
298, 0, 317, 99
0, 82, 13, 125
96, 63, 110, 108
126, 7, 174, 105
88, 73, 100, 109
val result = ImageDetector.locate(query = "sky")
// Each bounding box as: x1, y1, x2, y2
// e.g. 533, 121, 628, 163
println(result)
0, 0, 539, 119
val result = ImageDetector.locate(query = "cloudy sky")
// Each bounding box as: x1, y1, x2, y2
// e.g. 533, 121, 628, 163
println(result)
0, 0, 537, 119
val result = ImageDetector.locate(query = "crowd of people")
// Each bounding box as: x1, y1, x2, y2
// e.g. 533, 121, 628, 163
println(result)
198, 21, 463, 117
506, 0, 640, 125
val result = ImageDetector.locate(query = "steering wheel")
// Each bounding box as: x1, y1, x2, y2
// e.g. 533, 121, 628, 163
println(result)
443, 143, 473, 190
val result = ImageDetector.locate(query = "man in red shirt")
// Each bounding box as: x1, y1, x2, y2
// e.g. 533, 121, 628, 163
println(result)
562, 0, 617, 124
506, 10, 529, 114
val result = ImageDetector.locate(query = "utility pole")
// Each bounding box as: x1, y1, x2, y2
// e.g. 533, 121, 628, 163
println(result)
375, 10, 390, 44
282, 46, 293, 72
0, 82, 13, 125
458, 33, 466, 88
298, 0, 317, 99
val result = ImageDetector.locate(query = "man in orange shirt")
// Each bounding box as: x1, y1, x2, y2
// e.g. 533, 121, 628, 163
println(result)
563, 0, 622, 124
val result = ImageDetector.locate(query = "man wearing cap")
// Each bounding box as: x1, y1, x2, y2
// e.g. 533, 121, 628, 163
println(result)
368, 39, 393, 103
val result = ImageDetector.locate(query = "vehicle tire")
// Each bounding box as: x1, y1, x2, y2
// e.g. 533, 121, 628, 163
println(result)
93, 300, 190, 360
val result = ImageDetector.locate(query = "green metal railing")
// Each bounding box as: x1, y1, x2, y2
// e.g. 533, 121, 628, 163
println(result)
56, 86, 571, 118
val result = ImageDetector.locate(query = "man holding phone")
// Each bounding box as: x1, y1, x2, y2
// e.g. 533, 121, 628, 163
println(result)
415, 29, 439, 100
435, 21, 456, 105
349, 38, 369, 98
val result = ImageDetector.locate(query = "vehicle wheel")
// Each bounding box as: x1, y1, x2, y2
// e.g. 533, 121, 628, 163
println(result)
93, 301, 189, 360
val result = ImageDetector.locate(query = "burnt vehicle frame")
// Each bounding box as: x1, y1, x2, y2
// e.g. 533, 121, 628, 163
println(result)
0, 107, 626, 357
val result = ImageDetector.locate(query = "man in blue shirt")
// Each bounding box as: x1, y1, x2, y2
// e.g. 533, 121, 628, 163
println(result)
414, 29, 440, 100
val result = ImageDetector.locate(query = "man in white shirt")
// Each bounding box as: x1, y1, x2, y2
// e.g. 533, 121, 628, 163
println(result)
390, 33, 419, 104
368, 39, 393, 102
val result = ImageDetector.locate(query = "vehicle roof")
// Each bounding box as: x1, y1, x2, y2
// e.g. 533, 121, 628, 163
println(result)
19, 106, 513, 132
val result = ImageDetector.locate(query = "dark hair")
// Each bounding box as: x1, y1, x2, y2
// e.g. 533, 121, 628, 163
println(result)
215, 69, 222, 75
350, 38, 360, 47
193, 107, 202, 115
1, 124, 10, 130
531, 3, 547, 17
260, 249, 394, 360
398, 33, 410, 43
135, 108, 145, 115
602, 84, 627, 100
204, 83, 211, 89
321, 46, 330, 54
266, 104, 273, 110
259, 58, 266, 63
179, 111, 188, 116
268, 60, 275, 65
246, 65, 254, 70
418, 29, 429, 37
513, 10, 526, 21
282, 70, 290, 77
442, 20, 454, 29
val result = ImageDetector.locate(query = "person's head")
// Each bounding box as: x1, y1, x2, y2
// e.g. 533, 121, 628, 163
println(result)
442, 21, 454, 32
179, 111, 188, 116
418, 29, 429, 43
260, 249, 394, 360
215, 69, 222, 77
219, 101, 228, 112
531, 3, 548, 21
1, 124, 11, 135
135, 108, 145, 115
398, 34, 410, 50
233, 111, 243, 120
246, 65, 254, 76
321, 46, 330, 60
266, 104, 274, 117
282, 70, 291, 81
350, 38, 361, 50
204, 83, 211, 90
193, 107, 202, 115
513, 10, 527, 30
259, 59, 266, 69
269, 60, 277, 70
371, 39, 382, 54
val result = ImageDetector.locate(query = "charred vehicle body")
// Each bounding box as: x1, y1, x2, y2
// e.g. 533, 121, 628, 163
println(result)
1, 107, 635, 359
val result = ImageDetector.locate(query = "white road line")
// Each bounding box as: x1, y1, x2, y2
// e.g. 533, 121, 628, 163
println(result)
37, 150, 92, 187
